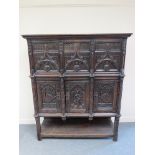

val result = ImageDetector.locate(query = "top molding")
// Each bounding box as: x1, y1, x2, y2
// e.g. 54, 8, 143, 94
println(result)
22, 33, 132, 39
20, 0, 134, 8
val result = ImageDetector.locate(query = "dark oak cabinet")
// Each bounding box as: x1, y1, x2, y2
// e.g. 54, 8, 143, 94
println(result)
23, 34, 132, 141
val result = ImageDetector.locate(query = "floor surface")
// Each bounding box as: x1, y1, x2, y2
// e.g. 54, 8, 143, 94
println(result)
19, 123, 135, 155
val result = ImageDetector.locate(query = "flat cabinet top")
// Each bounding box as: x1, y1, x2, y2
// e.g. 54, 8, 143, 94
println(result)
22, 33, 132, 39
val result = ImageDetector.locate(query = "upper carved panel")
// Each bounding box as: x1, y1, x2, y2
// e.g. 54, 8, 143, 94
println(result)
95, 51, 122, 72
64, 41, 90, 72
95, 41, 122, 52
32, 44, 60, 72
32, 42, 59, 52
64, 41, 90, 52
27, 37, 128, 75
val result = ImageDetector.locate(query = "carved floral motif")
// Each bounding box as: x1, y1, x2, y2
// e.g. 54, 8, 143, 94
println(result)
70, 85, 85, 110
66, 82, 89, 113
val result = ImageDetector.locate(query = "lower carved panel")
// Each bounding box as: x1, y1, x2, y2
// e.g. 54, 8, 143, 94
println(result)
36, 80, 61, 113
65, 80, 89, 113
93, 80, 118, 112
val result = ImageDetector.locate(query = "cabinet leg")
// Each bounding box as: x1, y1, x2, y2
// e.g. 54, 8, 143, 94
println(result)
35, 117, 42, 141
113, 116, 120, 141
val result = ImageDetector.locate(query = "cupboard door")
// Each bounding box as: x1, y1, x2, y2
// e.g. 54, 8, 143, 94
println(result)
93, 80, 118, 112
36, 79, 61, 113
65, 80, 90, 113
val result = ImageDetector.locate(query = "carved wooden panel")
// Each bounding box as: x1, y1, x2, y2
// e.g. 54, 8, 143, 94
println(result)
95, 40, 123, 72
65, 80, 89, 113
64, 41, 90, 72
95, 51, 122, 72
36, 80, 61, 113
96, 41, 122, 52
93, 80, 118, 112
32, 42, 60, 72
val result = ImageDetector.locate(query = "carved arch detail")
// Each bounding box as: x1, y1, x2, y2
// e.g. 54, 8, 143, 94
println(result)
36, 58, 58, 72
95, 53, 118, 71
65, 58, 88, 72
96, 59, 117, 71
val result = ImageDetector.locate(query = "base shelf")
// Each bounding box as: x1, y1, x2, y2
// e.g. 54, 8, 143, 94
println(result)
41, 117, 114, 138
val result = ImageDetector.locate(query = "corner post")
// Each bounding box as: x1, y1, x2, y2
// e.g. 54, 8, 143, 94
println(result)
34, 115, 41, 140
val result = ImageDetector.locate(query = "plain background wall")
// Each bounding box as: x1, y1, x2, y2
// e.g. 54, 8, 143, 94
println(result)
19, 0, 135, 123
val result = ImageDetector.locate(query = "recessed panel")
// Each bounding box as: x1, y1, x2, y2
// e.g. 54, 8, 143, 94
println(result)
65, 80, 90, 113
64, 41, 90, 72
36, 79, 61, 113
93, 80, 118, 112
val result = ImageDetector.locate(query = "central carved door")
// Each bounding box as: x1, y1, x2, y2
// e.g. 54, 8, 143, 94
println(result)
65, 80, 90, 113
